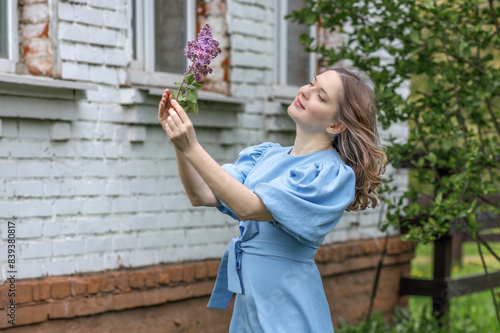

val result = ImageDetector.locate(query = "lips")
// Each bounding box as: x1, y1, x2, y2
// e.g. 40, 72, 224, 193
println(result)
294, 98, 305, 110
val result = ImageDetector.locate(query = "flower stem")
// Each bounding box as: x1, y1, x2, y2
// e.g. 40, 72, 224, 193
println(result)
176, 60, 197, 100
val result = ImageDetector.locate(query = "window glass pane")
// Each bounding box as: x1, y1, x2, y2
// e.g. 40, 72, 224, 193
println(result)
0, 1, 8, 59
131, 0, 137, 60
154, 0, 186, 74
286, 0, 310, 86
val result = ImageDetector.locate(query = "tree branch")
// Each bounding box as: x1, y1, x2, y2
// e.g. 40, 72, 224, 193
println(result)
477, 239, 500, 326
413, 115, 443, 187
478, 234, 500, 262
489, 0, 500, 36
485, 97, 500, 138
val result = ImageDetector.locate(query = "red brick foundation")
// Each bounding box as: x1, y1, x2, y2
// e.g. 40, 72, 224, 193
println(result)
0, 237, 413, 331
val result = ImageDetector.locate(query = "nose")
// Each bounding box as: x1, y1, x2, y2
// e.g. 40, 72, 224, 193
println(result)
299, 84, 312, 100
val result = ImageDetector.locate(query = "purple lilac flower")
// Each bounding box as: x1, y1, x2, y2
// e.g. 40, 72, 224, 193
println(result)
184, 24, 222, 82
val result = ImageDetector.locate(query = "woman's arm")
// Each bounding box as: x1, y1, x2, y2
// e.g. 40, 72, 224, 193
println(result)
183, 143, 274, 221
159, 89, 220, 207
174, 147, 221, 207
161, 95, 274, 222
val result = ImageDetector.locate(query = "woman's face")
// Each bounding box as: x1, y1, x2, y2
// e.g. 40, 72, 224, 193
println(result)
287, 70, 343, 135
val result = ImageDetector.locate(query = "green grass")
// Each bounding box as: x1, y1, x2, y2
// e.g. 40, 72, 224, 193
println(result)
337, 240, 500, 332
409, 241, 500, 333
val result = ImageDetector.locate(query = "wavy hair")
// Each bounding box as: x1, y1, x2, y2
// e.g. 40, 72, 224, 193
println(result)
331, 68, 387, 211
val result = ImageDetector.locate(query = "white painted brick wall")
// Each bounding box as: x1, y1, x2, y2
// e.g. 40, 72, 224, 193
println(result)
58, 2, 74, 21
75, 44, 104, 64
0, 0, 408, 284
61, 62, 90, 81
16, 220, 44, 238
7, 181, 44, 197
74, 5, 104, 26
58, 22, 89, 43
50, 122, 71, 141
103, 10, 127, 29
44, 259, 76, 276
58, 0, 126, 87
88, 0, 116, 10
20, 242, 52, 259
85, 237, 112, 253
88, 27, 117, 47
11, 142, 44, 158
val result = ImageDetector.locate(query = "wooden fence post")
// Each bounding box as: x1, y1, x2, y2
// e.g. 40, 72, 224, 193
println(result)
432, 235, 452, 322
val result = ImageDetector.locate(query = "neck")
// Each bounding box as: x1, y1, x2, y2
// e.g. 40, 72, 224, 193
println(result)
290, 128, 333, 156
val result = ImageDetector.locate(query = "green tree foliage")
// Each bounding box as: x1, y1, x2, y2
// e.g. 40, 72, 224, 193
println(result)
290, 0, 500, 244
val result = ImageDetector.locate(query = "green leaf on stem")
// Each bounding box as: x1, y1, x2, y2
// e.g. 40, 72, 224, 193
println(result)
299, 33, 313, 46
185, 74, 195, 85
185, 89, 198, 104
191, 102, 199, 116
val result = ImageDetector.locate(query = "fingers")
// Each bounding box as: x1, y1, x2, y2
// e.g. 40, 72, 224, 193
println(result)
158, 89, 173, 121
158, 98, 169, 122
170, 99, 190, 123
168, 108, 183, 128
164, 118, 174, 138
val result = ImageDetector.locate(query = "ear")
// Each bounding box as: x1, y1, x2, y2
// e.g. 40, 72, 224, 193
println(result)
326, 123, 346, 135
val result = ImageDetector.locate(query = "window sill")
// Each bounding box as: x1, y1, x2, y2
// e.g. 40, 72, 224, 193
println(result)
127, 69, 244, 105
271, 84, 300, 103
0, 59, 16, 73
0, 72, 97, 90
128, 68, 184, 90
0, 73, 97, 121
148, 87, 243, 105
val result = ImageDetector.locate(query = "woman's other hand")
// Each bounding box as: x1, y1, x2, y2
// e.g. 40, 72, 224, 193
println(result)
158, 89, 199, 153
158, 89, 174, 132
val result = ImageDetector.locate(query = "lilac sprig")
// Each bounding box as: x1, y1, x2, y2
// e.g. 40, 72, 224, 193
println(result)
174, 24, 222, 115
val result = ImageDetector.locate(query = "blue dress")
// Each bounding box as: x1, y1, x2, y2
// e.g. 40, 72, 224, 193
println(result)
207, 142, 356, 333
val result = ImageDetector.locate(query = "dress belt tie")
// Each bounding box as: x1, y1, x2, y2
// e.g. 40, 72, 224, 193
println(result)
207, 236, 243, 309
207, 229, 318, 310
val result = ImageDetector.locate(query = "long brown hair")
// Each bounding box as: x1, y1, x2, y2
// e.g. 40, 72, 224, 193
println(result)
331, 68, 387, 211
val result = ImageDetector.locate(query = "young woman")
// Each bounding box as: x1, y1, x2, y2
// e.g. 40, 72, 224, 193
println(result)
158, 68, 386, 332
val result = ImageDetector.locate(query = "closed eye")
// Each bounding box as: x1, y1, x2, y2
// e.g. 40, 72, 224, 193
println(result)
309, 81, 326, 102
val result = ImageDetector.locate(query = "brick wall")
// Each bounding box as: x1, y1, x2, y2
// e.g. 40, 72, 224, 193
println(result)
57, 0, 128, 85
0, 0, 411, 329
0, 0, 242, 284
0, 237, 413, 331
0, 0, 408, 288
19, 0, 53, 76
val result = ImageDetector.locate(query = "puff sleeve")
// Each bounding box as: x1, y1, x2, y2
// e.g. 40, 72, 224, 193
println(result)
254, 162, 356, 244
217, 142, 278, 220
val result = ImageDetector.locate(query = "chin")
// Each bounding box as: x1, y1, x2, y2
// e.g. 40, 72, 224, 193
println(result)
286, 105, 296, 119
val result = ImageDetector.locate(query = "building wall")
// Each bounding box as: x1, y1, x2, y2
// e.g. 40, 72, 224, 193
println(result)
0, 237, 414, 330
0, 0, 410, 329
0, 0, 408, 284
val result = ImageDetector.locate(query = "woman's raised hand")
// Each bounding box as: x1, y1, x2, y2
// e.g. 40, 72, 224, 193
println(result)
158, 89, 199, 153
158, 89, 174, 131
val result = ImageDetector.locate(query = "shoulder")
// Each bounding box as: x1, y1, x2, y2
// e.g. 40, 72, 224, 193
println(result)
239, 142, 282, 157
286, 151, 355, 187
290, 161, 355, 182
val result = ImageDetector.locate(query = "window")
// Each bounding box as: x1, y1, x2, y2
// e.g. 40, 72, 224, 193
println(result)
0, 2, 8, 59
275, 0, 316, 94
0, 0, 18, 72
130, 0, 196, 85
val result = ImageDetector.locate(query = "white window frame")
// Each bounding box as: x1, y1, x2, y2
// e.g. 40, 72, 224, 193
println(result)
129, 0, 196, 88
0, 0, 19, 73
273, 0, 317, 100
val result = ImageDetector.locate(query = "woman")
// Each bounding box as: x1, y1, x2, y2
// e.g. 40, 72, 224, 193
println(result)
158, 68, 386, 332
